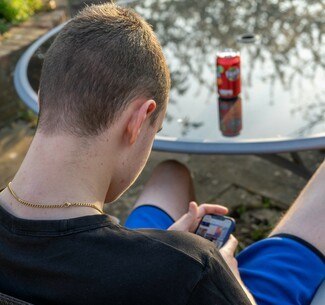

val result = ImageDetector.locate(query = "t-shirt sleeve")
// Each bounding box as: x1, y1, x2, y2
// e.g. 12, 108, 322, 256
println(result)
187, 248, 253, 305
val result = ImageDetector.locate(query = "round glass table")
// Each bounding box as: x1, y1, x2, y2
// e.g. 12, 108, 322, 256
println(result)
14, 0, 325, 177
130, 0, 325, 154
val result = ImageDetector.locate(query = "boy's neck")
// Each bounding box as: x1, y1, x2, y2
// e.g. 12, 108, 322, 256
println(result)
0, 131, 117, 220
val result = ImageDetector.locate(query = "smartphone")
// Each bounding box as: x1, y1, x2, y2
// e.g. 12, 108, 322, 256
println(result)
195, 214, 236, 249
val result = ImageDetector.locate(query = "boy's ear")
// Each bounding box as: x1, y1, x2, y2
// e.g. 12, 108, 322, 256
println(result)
126, 99, 156, 144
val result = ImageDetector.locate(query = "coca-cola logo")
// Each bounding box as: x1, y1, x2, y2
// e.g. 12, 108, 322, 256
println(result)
226, 67, 240, 81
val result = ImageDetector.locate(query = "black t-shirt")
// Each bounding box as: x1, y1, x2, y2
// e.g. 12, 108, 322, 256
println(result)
0, 206, 252, 305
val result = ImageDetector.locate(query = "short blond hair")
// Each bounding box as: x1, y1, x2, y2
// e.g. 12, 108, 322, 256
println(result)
38, 3, 170, 136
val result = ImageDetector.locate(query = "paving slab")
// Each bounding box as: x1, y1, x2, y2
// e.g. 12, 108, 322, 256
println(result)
0, 121, 323, 244
0, 0, 323, 249
186, 154, 308, 207
0, 122, 34, 189
216, 185, 262, 211
107, 150, 324, 224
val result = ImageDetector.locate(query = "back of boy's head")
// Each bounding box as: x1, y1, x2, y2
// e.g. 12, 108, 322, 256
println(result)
38, 3, 170, 137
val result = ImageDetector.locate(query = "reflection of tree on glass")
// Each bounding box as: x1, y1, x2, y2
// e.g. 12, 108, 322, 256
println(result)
292, 91, 325, 136
131, 0, 323, 86
130, 0, 324, 133
24, 0, 325, 140
177, 117, 204, 137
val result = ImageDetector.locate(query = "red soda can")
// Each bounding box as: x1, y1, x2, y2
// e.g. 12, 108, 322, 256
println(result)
216, 49, 241, 98
218, 97, 242, 137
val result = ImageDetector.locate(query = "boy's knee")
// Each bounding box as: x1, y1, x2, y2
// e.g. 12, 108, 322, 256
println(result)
155, 160, 191, 178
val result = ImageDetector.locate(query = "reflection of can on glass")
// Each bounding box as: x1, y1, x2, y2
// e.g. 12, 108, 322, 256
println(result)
218, 97, 242, 137
216, 49, 241, 99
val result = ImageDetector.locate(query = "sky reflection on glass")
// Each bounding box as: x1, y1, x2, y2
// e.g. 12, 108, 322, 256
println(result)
130, 0, 325, 142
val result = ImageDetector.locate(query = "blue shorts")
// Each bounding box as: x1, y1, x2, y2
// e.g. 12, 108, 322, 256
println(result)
125, 205, 174, 229
125, 205, 325, 305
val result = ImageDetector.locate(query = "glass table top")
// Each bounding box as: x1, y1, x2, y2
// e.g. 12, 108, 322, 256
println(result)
128, 0, 325, 150
15, 0, 325, 153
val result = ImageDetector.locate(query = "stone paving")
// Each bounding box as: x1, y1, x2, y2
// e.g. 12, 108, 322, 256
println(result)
0, 121, 323, 249
0, 0, 324, 249
0, 0, 68, 124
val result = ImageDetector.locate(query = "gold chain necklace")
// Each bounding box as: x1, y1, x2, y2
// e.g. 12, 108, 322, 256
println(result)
6, 182, 103, 214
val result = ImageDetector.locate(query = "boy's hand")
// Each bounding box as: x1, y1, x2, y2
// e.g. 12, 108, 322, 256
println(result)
220, 235, 257, 305
168, 201, 228, 232
220, 235, 240, 280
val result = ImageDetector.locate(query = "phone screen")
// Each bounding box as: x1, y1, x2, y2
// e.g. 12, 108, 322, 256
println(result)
195, 214, 235, 248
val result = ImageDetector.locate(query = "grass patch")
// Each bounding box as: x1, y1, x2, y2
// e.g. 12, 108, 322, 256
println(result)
17, 109, 38, 128
0, 0, 44, 34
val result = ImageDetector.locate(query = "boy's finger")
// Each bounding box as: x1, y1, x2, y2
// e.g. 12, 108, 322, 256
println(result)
221, 235, 238, 253
197, 204, 228, 218
168, 201, 198, 231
